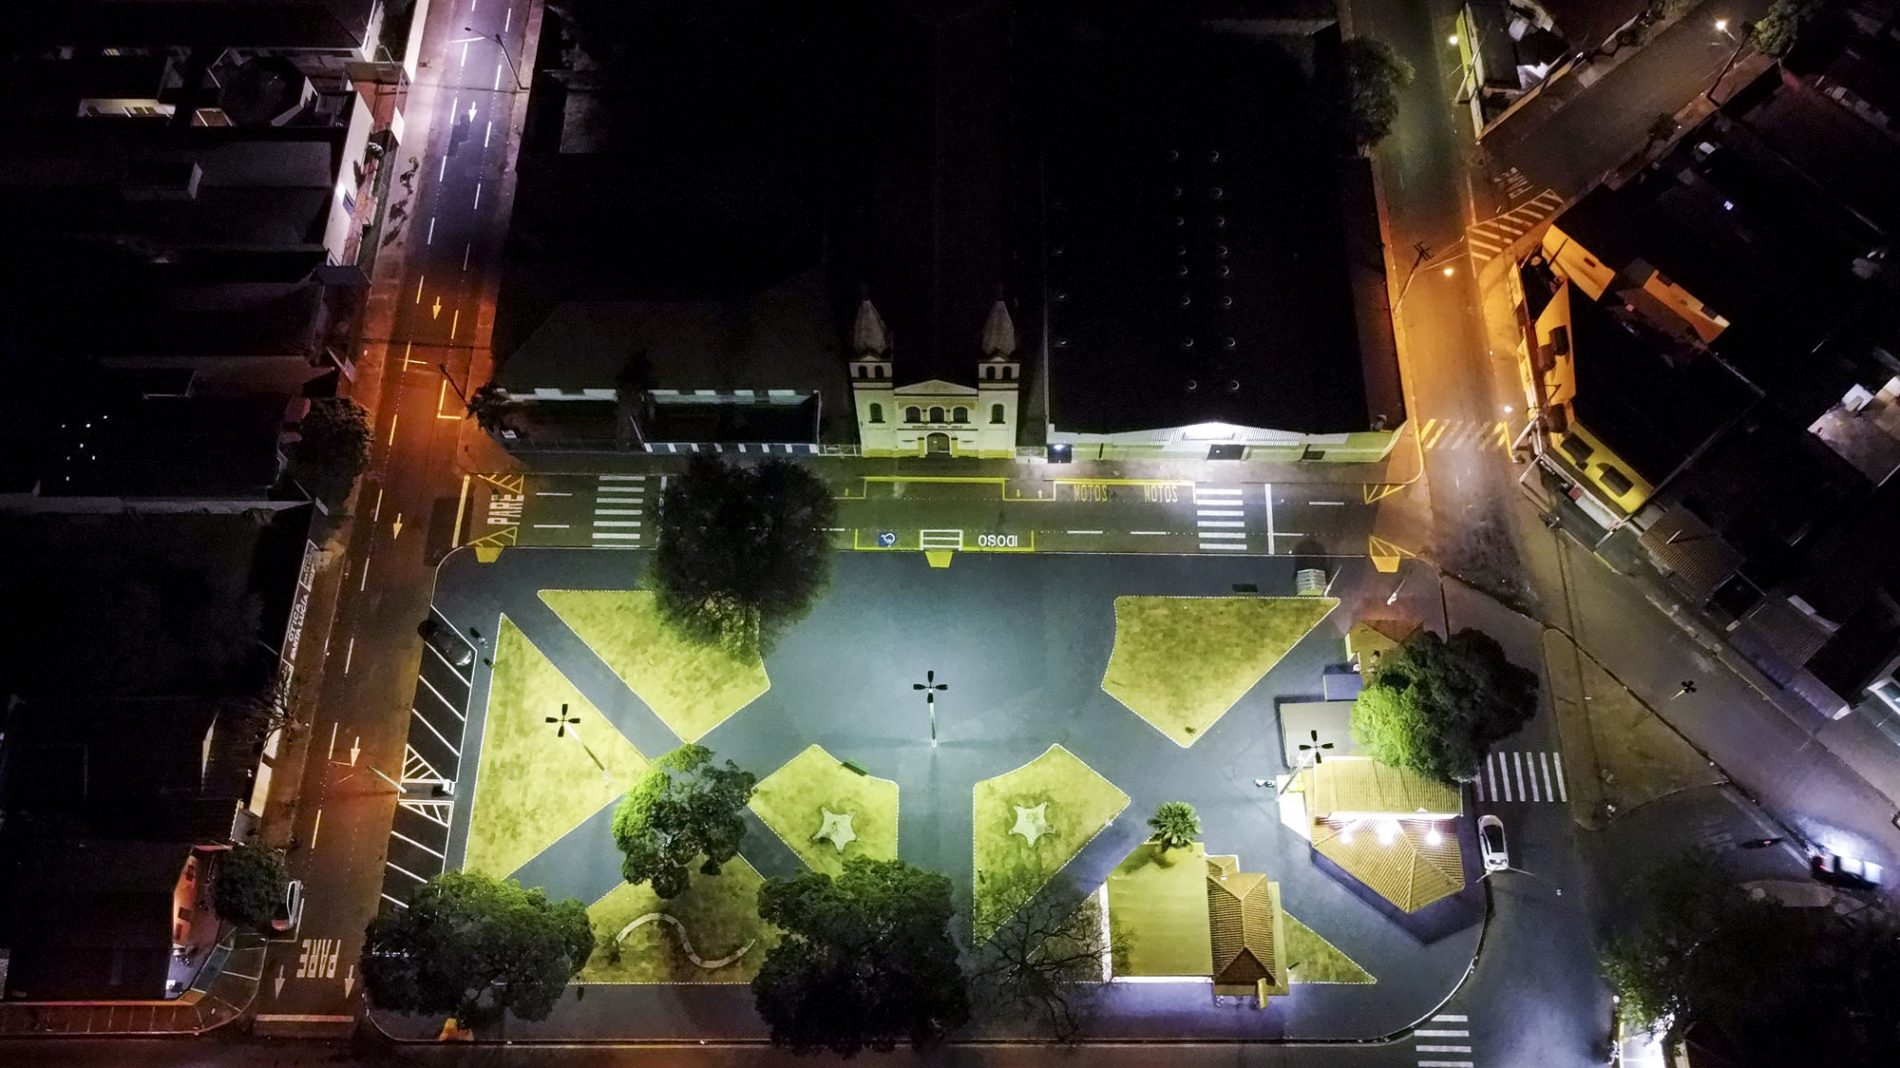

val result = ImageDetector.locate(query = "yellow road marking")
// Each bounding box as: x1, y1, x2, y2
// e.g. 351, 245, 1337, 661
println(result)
452, 474, 471, 546
925, 550, 954, 569
1366, 534, 1418, 574
1363, 483, 1407, 504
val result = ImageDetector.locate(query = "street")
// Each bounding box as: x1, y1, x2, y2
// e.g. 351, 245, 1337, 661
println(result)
255, 0, 537, 1032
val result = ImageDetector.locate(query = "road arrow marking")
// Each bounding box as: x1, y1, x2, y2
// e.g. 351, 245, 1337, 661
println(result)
392, 513, 405, 540
350, 737, 361, 766
467, 102, 477, 123
431, 296, 442, 320
273, 965, 286, 999
343, 964, 356, 998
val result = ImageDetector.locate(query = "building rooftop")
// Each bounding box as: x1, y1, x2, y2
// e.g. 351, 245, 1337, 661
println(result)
1036, 17, 1398, 436
1565, 293, 1758, 485
20, 0, 380, 51
39, 391, 290, 500
0, 838, 195, 1000
1296, 757, 1462, 819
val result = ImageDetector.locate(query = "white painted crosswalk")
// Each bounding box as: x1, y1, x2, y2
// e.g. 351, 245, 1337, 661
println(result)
1415, 1012, 1473, 1067
591, 473, 646, 547
1466, 188, 1563, 264
1193, 485, 1249, 552
1417, 418, 1511, 453
1472, 749, 1568, 804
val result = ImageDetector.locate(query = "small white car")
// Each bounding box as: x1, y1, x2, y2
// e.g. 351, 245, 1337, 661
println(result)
1478, 814, 1509, 872
271, 879, 305, 934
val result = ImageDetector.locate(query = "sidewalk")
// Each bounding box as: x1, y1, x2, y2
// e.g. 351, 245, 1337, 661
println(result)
482, 436, 1425, 488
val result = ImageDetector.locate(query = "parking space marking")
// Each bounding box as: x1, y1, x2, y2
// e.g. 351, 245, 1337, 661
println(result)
411, 708, 461, 758
422, 640, 472, 684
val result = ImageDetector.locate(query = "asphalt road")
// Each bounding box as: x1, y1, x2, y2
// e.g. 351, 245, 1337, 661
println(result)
257, 0, 534, 1030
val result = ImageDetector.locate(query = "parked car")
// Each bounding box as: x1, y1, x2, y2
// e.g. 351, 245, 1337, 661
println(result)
1810, 850, 1884, 890
1478, 814, 1509, 872
418, 618, 474, 668
271, 878, 305, 934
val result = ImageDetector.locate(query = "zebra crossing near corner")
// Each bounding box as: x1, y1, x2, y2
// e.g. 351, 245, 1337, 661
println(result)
1466, 188, 1563, 264
1473, 749, 1568, 804
590, 474, 646, 548
1415, 1012, 1475, 1067
1418, 418, 1511, 453
1193, 484, 1249, 553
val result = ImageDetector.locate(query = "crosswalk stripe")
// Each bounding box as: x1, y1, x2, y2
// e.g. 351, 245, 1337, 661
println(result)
1540, 751, 1553, 799
1197, 509, 1245, 517
1431, 1014, 1468, 1022
596, 520, 642, 527
595, 508, 642, 515
1515, 751, 1528, 801
593, 532, 640, 540
597, 474, 645, 481
1417, 1061, 1474, 1067
1198, 531, 1246, 539
1417, 1045, 1473, 1053
1197, 520, 1245, 528
1201, 542, 1249, 551
1415, 1029, 1470, 1037
1553, 751, 1569, 801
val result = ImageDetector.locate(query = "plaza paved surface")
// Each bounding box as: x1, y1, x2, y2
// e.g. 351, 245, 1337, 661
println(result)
380, 548, 1483, 1042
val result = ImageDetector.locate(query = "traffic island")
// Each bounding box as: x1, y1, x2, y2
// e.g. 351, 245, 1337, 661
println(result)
972, 744, 1129, 935
462, 616, 648, 880
580, 857, 781, 984
539, 589, 770, 743
749, 744, 899, 875
1101, 596, 1339, 746
1543, 629, 1722, 827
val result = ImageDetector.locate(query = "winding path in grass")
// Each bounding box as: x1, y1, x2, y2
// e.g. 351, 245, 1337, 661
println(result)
610, 913, 756, 971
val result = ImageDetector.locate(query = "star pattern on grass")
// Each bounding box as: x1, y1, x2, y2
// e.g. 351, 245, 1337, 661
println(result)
813, 809, 857, 853
1010, 802, 1051, 846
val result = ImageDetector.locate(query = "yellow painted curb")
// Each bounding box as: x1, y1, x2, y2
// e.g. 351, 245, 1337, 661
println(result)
474, 545, 503, 563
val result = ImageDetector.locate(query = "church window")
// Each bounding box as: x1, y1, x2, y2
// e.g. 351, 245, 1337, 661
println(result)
952, 407, 968, 423
905, 406, 922, 423
990, 403, 1005, 425
869, 403, 884, 424
929, 406, 946, 423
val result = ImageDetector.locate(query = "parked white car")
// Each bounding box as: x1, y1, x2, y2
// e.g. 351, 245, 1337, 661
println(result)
1478, 814, 1509, 872
271, 879, 305, 934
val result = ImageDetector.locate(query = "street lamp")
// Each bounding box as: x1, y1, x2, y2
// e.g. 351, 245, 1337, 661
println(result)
1392, 240, 1467, 316
547, 703, 610, 779
1255, 730, 1334, 794
467, 26, 527, 90
1713, 17, 1736, 41
912, 670, 948, 748
1706, 19, 1750, 105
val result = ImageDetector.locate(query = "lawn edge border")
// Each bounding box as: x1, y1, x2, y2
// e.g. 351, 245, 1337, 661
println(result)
1098, 594, 1341, 749
745, 743, 902, 876
536, 588, 770, 745
969, 742, 1132, 938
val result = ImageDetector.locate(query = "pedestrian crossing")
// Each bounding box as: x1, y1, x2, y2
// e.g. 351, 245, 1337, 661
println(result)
1466, 188, 1563, 264
1472, 749, 1568, 804
590, 473, 646, 548
1414, 1012, 1474, 1067
1418, 418, 1512, 453
1193, 484, 1249, 553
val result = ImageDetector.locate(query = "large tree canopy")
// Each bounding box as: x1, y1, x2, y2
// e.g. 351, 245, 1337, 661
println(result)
361, 872, 593, 1024
1351, 628, 1537, 783
648, 456, 836, 654
610, 744, 756, 899
968, 870, 1115, 1044
288, 397, 371, 506
1339, 37, 1414, 148
213, 844, 287, 930
1603, 852, 1900, 1064
752, 857, 969, 1055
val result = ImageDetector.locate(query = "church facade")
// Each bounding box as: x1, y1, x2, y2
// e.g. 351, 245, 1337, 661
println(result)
846, 298, 1022, 459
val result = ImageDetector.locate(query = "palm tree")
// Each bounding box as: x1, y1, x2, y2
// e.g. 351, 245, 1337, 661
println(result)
1148, 802, 1200, 852
466, 382, 510, 435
